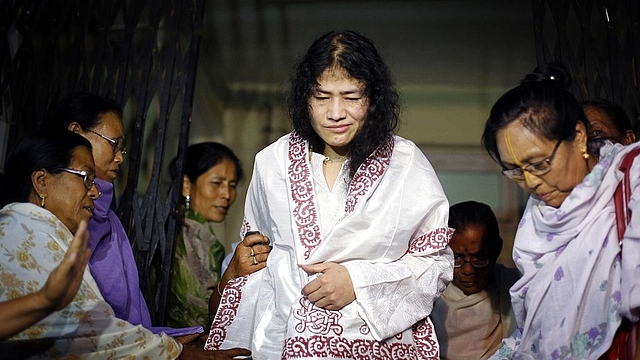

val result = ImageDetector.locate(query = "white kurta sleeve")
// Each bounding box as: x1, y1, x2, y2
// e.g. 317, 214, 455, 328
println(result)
340, 139, 454, 341
343, 207, 454, 341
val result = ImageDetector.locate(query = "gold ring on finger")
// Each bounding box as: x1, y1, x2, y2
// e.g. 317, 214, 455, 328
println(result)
250, 248, 255, 257
252, 256, 258, 265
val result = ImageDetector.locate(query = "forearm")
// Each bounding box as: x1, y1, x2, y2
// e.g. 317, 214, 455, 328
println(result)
0, 290, 54, 341
344, 247, 454, 340
208, 272, 232, 316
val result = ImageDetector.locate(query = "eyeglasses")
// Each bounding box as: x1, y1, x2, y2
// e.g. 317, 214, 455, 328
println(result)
86, 129, 127, 155
454, 256, 491, 268
501, 140, 562, 181
57, 168, 101, 194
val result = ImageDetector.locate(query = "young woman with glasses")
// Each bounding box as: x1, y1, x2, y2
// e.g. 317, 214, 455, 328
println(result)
482, 63, 640, 359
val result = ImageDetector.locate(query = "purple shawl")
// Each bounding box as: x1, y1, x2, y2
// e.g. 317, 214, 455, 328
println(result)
89, 178, 202, 337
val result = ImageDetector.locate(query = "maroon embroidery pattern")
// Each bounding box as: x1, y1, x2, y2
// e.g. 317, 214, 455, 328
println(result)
288, 132, 322, 260
359, 321, 370, 336
293, 298, 343, 336
408, 227, 454, 253
345, 136, 394, 214
204, 276, 248, 350
282, 335, 420, 359
240, 217, 250, 237
412, 318, 439, 359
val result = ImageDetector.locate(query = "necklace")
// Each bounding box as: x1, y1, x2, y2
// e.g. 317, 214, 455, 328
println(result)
323, 155, 348, 164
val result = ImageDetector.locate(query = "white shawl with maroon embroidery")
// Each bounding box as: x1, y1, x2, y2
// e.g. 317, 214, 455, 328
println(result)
206, 132, 454, 360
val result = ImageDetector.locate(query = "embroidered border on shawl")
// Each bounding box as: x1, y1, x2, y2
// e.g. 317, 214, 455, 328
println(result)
345, 136, 394, 214
407, 227, 454, 253
204, 276, 248, 350
239, 217, 251, 237
412, 318, 439, 360
282, 335, 418, 359
293, 298, 344, 336
282, 317, 438, 359
288, 132, 322, 260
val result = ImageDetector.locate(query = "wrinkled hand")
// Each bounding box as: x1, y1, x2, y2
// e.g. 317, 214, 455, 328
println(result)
300, 262, 355, 311
226, 232, 271, 279
41, 220, 91, 311
178, 345, 250, 359
175, 333, 203, 345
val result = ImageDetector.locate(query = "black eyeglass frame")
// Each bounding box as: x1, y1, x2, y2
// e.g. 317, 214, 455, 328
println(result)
501, 139, 563, 180
86, 129, 127, 155
453, 256, 491, 268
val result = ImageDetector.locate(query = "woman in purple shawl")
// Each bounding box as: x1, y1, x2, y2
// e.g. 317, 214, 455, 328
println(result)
48, 93, 211, 339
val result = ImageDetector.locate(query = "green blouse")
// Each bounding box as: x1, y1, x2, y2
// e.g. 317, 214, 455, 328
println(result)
167, 209, 226, 328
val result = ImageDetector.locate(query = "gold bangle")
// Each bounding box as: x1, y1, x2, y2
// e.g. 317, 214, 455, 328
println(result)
217, 281, 224, 297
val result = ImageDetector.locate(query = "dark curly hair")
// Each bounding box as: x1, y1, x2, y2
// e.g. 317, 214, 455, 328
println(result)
288, 30, 400, 177
482, 62, 590, 166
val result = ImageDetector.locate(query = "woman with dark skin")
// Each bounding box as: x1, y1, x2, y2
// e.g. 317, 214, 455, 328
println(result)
582, 98, 636, 145
167, 142, 270, 327
431, 201, 518, 360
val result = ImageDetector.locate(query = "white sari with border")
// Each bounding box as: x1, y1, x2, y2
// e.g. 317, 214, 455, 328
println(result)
206, 132, 454, 359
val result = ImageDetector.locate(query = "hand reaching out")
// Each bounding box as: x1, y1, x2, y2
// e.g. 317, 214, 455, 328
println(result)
178, 345, 251, 359
0, 220, 91, 341
209, 232, 271, 315
225, 232, 271, 279
41, 219, 91, 311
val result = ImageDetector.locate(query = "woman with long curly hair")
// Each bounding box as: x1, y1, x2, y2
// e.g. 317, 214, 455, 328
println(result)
206, 30, 454, 359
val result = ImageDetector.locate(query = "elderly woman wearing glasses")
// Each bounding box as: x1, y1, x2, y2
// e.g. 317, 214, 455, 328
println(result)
0, 131, 180, 357
431, 201, 519, 360
0, 131, 249, 359
48, 93, 202, 338
482, 63, 640, 359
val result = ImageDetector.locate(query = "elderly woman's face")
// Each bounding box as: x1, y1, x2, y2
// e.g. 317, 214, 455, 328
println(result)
496, 120, 590, 208
44, 147, 100, 233
584, 105, 636, 145
450, 225, 495, 295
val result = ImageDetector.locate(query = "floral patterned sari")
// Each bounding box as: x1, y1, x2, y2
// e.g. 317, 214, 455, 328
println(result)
0, 202, 182, 359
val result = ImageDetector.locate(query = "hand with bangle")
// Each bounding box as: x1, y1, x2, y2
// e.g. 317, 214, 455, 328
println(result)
209, 231, 271, 316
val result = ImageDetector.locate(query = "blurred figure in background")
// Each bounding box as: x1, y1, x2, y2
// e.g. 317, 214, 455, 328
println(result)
168, 142, 270, 328
431, 201, 518, 360
582, 98, 636, 145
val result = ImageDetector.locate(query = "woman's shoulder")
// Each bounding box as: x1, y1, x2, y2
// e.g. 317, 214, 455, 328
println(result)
255, 132, 292, 160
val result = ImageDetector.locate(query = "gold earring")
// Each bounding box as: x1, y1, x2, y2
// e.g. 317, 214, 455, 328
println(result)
581, 146, 590, 160
39, 194, 46, 207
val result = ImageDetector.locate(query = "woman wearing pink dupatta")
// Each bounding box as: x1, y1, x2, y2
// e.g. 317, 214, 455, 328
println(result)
206, 30, 454, 359
482, 63, 640, 359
